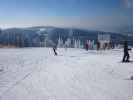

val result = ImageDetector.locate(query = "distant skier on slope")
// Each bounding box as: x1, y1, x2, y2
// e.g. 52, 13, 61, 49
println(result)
53, 44, 58, 56
97, 41, 100, 50
122, 41, 131, 62
85, 41, 89, 51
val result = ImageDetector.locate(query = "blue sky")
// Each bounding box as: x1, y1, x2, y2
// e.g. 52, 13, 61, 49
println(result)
0, 0, 133, 31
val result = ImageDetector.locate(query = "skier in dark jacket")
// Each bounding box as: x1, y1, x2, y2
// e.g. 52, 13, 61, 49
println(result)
85, 42, 89, 51
97, 41, 100, 51
53, 44, 58, 56
122, 41, 131, 62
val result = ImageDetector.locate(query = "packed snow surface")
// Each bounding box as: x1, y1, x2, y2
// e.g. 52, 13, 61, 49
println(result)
0, 48, 133, 100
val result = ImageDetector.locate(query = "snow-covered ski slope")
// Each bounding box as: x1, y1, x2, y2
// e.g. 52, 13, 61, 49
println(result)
0, 48, 133, 100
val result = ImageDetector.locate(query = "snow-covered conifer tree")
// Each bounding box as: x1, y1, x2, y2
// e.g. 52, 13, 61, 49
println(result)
74, 39, 78, 48
58, 37, 64, 48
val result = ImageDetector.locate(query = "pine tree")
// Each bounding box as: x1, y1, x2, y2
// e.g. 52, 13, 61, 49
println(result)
74, 39, 78, 48
58, 37, 64, 48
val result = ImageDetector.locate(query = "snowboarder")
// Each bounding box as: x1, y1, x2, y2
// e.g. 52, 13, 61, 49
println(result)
122, 41, 131, 62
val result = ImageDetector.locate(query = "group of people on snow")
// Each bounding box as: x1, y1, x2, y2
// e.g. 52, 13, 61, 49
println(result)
52, 40, 132, 63
85, 41, 115, 51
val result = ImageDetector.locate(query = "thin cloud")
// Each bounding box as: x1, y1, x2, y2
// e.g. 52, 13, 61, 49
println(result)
122, 0, 133, 8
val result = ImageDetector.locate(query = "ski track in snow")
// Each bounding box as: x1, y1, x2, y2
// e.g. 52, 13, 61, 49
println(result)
0, 48, 133, 100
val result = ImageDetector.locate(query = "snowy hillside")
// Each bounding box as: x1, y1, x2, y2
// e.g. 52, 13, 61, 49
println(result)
1, 27, 133, 47
0, 48, 133, 100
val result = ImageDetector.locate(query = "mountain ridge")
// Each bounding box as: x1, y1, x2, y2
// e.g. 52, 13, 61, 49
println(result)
0, 26, 133, 47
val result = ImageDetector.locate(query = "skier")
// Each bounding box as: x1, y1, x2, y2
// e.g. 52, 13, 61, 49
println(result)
122, 41, 131, 62
85, 42, 89, 51
97, 41, 100, 50
53, 44, 58, 56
